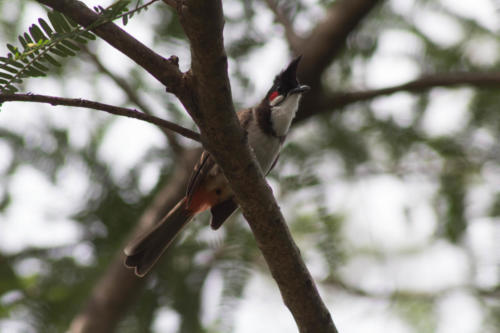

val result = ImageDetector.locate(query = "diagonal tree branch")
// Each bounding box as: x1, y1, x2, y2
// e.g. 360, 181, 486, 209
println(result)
176, 1, 337, 332
0, 93, 201, 142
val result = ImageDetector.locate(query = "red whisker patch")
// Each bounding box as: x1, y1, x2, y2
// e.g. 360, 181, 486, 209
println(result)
269, 91, 279, 101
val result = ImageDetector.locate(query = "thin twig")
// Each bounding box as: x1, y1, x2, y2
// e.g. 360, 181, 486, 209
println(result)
114, 0, 161, 21
0, 93, 201, 143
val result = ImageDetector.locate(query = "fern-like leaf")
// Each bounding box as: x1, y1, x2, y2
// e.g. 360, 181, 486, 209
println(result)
0, 0, 163, 93
0, 10, 96, 93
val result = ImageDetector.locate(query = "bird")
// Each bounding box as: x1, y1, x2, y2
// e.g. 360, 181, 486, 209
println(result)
124, 56, 310, 277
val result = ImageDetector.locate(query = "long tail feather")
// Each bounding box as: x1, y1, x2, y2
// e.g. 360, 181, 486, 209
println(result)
124, 197, 193, 277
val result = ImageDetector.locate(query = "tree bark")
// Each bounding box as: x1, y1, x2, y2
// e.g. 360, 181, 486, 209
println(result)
176, 1, 337, 331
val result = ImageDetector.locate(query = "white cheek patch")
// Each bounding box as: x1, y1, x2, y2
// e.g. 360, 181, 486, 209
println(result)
270, 95, 284, 107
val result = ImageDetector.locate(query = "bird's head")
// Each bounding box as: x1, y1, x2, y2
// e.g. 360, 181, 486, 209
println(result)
266, 56, 310, 108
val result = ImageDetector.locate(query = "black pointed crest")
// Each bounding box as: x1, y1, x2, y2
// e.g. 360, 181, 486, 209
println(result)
281, 55, 302, 85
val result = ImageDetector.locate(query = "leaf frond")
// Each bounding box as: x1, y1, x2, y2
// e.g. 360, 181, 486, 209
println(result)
0, 0, 160, 93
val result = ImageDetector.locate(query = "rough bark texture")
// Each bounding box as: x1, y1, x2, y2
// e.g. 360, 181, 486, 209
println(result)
177, 1, 336, 331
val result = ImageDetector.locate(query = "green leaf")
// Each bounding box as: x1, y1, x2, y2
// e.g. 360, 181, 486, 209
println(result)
25, 66, 45, 77
48, 47, 67, 58
18, 35, 28, 49
0, 72, 13, 79
70, 35, 87, 44
6, 59, 24, 69
1, 84, 18, 93
32, 61, 49, 72
55, 12, 71, 32
109, 0, 130, 16
48, 11, 65, 33
38, 18, 54, 37
6, 44, 19, 56
0, 65, 18, 74
29, 24, 47, 42
61, 40, 80, 51
65, 16, 79, 28
81, 31, 96, 40
18, 57, 30, 64
17, 37, 35, 62
55, 44, 76, 57
43, 54, 61, 67
23, 32, 34, 44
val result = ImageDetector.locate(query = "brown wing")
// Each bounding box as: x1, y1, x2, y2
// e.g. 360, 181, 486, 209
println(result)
186, 109, 252, 202
186, 150, 216, 203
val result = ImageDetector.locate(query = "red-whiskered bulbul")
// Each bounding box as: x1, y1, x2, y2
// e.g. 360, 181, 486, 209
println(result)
124, 56, 310, 277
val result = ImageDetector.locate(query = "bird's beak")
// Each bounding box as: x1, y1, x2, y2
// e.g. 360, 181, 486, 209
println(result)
289, 85, 310, 95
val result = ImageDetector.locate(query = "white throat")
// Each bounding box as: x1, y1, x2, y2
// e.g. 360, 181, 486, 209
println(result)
270, 94, 301, 137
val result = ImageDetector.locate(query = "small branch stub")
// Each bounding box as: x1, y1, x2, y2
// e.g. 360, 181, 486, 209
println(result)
167, 55, 179, 67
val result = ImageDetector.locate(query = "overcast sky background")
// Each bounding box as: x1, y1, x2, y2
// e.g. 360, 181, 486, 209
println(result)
1, 0, 499, 332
